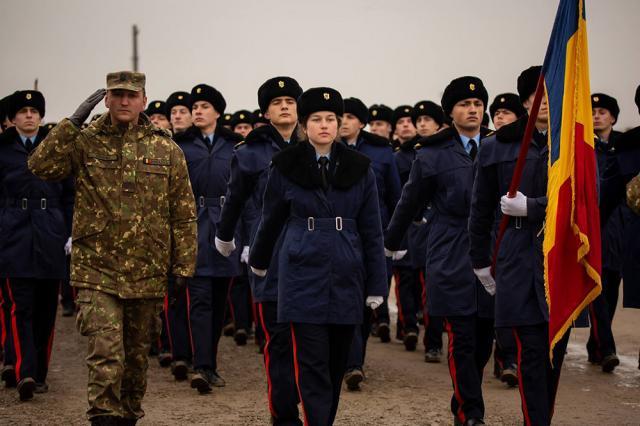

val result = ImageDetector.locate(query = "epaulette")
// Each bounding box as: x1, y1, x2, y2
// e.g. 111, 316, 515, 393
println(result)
234, 140, 247, 149
485, 130, 496, 137
414, 142, 423, 150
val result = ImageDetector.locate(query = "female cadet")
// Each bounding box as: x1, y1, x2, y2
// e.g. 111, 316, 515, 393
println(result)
249, 88, 387, 426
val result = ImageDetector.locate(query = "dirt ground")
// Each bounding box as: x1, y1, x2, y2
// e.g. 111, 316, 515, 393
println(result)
1, 287, 639, 426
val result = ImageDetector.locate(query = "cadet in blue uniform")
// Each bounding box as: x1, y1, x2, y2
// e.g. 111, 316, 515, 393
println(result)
338, 97, 401, 389
250, 87, 387, 426
486, 92, 526, 385
586, 93, 621, 371
162, 91, 194, 381
0, 90, 73, 401
409, 100, 445, 361
174, 84, 242, 394
469, 67, 570, 426
386, 77, 494, 426
601, 84, 640, 368
216, 77, 304, 425
367, 104, 394, 140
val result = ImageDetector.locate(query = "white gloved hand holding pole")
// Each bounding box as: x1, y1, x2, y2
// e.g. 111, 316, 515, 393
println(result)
473, 267, 496, 296
500, 191, 528, 217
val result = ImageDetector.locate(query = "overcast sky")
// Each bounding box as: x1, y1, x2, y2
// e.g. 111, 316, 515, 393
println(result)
2, 0, 639, 129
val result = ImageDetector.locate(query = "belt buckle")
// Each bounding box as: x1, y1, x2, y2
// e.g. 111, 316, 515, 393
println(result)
40, 198, 47, 209
515, 216, 522, 230
198, 196, 205, 207
220, 196, 225, 207
21, 198, 28, 210
307, 217, 315, 232
335, 216, 343, 231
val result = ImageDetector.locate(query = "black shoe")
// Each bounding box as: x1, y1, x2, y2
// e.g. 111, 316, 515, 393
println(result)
34, 382, 49, 394
344, 368, 364, 391
223, 322, 235, 337
158, 351, 172, 367
601, 353, 620, 373
377, 323, 390, 343
190, 369, 212, 394
62, 304, 75, 317
424, 348, 442, 363
234, 329, 248, 346
1, 365, 17, 388
209, 370, 226, 387
171, 360, 189, 381
501, 365, 518, 387
90, 415, 121, 426
17, 377, 36, 401
403, 331, 418, 351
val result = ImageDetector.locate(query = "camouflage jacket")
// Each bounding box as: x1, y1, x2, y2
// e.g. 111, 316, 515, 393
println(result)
28, 113, 197, 299
628, 172, 640, 216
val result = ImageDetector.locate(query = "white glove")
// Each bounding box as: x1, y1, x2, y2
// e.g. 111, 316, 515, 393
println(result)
473, 267, 496, 296
413, 217, 428, 226
64, 237, 72, 256
384, 248, 407, 260
240, 246, 249, 264
214, 236, 236, 257
366, 296, 384, 310
500, 191, 528, 217
250, 266, 267, 277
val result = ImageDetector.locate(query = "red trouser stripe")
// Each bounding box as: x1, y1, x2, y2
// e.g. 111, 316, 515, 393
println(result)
6, 280, 23, 381
163, 294, 174, 353
512, 328, 532, 426
444, 319, 466, 424
258, 303, 276, 418
393, 269, 405, 329
290, 325, 310, 426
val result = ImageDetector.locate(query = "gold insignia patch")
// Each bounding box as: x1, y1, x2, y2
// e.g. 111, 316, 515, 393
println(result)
372, 110, 378, 116
420, 105, 424, 109
500, 97, 505, 103
593, 96, 599, 102
240, 114, 245, 119
178, 95, 183, 100
278, 81, 285, 88
323, 93, 330, 100
404, 108, 410, 113
196, 88, 202, 94
226, 114, 231, 120
26, 93, 32, 100
155, 102, 161, 108
470, 83, 476, 91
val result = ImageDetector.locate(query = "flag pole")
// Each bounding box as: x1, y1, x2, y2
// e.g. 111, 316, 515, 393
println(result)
490, 73, 546, 276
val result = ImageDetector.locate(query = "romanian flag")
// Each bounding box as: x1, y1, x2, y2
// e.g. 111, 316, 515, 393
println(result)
542, 0, 601, 357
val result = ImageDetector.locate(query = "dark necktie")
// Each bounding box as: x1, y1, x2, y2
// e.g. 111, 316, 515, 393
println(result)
469, 139, 477, 160
318, 157, 330, 190
25, 138, 34, 152
204, 135, 213, 151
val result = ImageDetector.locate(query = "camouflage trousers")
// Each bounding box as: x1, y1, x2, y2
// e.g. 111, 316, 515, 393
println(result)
75, 289, 163, 421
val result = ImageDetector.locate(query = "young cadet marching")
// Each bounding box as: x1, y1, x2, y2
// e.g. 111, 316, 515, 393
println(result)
486, 92, 526, 386
166, 91, 193, 134
28, 71, 197, 426
145, 100, 171, 130
586, 93, 622, 371
601, 84, 640, 369
171, 83, 242, 394
469, 66, 571, 426
406, 100, 446, 362
215, 77, 304, 425
385, 76, 494, 426
367, 104, 394, 140
0, 90, 73, 401
339, 97, 401, 390
231, 110, 254, 138
249, 87, 387, 426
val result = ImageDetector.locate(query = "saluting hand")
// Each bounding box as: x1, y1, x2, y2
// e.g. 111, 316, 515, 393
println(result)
70, 89, 107, 127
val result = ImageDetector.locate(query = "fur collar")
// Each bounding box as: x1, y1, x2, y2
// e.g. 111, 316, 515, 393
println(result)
614, 126, 640, 151
243, 123, 299, 150
496, 115, 528, 144
173, 125, 243, 144
360, 130, 391, 147
271, 140, 371, 190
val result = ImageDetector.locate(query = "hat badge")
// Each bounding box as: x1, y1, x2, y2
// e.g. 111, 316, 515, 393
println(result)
404, 108, 410, 113
323, 93, 330, 100
26, 93, 32, 100
178, 95, 184, 100
469, 83, 476, 91
419, 105, 424, 110
500, 97, 505, 103
240, 114, 245, 119
372, 110, 378, 117
226, 114, 231, 119
196, 88, 202, 94
593, 96, 599, 102
278, 81, 285, 88
155, 102, 160, 108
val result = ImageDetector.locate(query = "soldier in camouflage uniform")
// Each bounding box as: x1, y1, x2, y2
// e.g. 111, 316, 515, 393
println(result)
28, 71, 197, 426
628, 173, 640, 215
